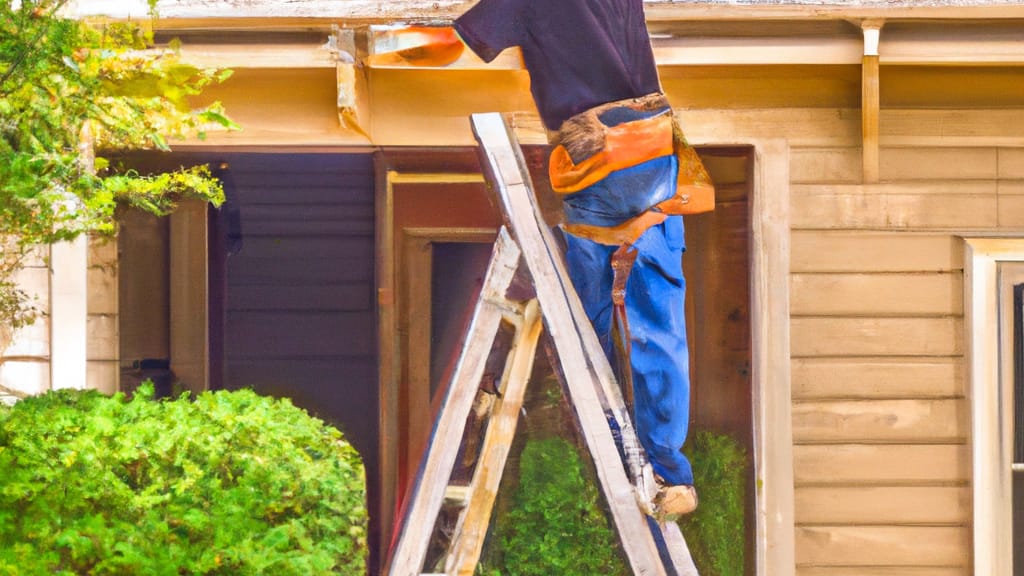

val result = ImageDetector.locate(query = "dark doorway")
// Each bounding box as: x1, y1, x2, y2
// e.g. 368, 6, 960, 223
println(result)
214, 151, 379, 509
378, 146, 755, 575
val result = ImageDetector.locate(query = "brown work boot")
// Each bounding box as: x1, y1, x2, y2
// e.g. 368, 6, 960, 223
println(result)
654, 484, 698, 521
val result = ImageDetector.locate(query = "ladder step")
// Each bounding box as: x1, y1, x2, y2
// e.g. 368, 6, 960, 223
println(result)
444, 485, 471, 506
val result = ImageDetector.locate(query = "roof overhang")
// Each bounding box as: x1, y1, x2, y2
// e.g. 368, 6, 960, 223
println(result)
74, 0, 1024, 25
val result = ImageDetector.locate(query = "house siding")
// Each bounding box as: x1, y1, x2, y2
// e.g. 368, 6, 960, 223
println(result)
5, 9, 1022, 570
786, 134, 1023, 573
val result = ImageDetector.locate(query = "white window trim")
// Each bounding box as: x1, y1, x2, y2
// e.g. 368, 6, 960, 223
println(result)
966, 238, 1024, 576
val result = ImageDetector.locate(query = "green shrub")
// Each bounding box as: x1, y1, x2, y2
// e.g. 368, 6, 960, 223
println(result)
484, 437, 629, 576
679, 430, 748, 576
0, 384, 366, 575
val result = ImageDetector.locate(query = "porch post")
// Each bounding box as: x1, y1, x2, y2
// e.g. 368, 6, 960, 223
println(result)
50, 237, 89, 390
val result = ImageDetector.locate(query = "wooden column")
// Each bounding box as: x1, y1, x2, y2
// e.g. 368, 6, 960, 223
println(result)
50, 121, 96, 391
169, 199, 209, 393
861, 21, 883, 183
49, 237, 88, 390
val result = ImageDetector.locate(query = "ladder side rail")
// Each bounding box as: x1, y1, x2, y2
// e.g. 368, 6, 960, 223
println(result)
661, 519, 700, 576
471, 112, 668, 576
523, 134, 651, 485
517, 124, 698, 575
388, 228, 523, 576
446, 299, 543, 576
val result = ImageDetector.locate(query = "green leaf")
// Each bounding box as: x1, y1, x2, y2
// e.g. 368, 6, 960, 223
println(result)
148, 131, 169, 151
0, 3, 237, 329
199, 109, 239, 130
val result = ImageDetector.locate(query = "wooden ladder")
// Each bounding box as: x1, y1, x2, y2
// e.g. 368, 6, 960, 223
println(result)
386, 112, 699, 576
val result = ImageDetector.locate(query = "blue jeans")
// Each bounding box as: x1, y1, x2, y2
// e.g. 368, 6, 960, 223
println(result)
563, 216, 694, 486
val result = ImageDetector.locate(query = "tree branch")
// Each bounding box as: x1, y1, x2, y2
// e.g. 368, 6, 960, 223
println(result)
0, 382, 29, 400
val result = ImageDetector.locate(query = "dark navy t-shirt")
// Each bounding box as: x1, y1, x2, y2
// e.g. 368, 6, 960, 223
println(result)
454, 0, 662, 131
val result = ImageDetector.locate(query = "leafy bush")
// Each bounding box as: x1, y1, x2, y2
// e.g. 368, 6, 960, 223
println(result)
679, 430, 748, 576
484, 437, 629, 576
0, 384, 366, 575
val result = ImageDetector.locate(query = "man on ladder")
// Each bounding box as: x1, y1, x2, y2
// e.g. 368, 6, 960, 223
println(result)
397, 0, 714, 520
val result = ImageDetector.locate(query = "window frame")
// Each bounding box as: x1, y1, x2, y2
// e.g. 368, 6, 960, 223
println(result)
965, 238, 1024, 576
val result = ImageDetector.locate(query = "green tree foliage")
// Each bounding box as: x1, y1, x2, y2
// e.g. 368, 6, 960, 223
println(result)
0, 384, 367, 575
679, 430, 748, 576
0, 0, 236, 330
484, 437, 630, 576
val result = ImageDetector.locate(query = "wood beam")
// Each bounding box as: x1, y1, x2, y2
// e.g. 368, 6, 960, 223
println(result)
175, 43, 335, 69
881, 23, 1024, 65
861, 21, 883, 184
174, 26, 1024, 72
652, 36, 861, 66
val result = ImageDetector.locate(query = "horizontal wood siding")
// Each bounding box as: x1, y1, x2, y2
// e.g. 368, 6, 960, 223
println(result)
792, 358, 962, 400
783, 100, 1024, 573
791, 272, 962, 316
792, 399, 966, 444
794, 444, 969, 485
797, 568, 965, 576
795, 526, 969, 566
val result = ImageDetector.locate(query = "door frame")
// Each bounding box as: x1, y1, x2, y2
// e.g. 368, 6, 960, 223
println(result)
375, 161, 494, 569
375, 139, 797, 576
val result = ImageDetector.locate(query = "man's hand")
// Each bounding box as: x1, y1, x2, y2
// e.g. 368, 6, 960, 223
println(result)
370, 27, 465, 68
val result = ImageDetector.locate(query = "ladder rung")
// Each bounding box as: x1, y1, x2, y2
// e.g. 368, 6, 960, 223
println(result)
444, 484, 471, 506
482, 294, 522, 320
